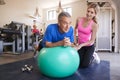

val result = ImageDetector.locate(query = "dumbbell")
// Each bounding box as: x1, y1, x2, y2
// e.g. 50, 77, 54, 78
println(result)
21, 64, 33, 72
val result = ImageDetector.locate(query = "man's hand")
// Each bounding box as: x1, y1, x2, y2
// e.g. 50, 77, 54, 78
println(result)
63, 37, 71, 47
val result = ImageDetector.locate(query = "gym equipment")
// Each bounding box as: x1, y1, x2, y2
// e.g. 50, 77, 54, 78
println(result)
0, 21, 43, 54
21, 64, 33, 72
0, 21, 33, 53
25, 25, 33, 51
0, 26, 21, 53
11, 21, 26, 53
37, 46, 80, 78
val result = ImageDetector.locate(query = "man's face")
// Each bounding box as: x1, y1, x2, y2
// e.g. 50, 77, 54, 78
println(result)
58, 16, 72, 33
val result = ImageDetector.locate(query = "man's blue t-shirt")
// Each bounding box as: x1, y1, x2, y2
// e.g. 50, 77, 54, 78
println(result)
42, 23, 74, 47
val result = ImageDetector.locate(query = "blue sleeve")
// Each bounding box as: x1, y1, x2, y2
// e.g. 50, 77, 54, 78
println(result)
43, 25, 52, 42
70, 27, 74, 43
42, 25, 53, 47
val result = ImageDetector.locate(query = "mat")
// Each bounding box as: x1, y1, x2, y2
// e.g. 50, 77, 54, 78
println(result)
0, 58, 110, 80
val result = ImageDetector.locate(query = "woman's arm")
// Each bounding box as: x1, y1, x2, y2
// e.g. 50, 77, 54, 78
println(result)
74, 17, 80, 45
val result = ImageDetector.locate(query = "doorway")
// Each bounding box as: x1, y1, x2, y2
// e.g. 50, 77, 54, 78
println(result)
96, 7, 112, 52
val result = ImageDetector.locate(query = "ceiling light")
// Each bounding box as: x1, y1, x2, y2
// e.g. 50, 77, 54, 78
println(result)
56, 0, 63, 13
33, 7, 41, 18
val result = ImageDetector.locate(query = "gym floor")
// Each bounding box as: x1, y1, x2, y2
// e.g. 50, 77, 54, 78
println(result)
0, 51, 34, 65
0, 51, 120, 80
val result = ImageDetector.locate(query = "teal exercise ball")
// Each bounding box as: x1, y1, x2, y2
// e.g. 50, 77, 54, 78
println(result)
37, 46, 80, 78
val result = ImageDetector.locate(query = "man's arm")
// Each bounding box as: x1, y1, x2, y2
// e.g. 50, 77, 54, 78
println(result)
45, 37, 73, 47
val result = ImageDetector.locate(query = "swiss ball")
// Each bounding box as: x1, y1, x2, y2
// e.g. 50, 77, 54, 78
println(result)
37, 46, 80, 78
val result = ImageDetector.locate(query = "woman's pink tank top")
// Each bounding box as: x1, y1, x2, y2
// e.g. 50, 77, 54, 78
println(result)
78, 17, 93, 45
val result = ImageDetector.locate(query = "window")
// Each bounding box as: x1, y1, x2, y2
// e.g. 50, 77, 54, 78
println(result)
47, 10, 57, 21
63, 7, 72, 16
47, 7, 72, 21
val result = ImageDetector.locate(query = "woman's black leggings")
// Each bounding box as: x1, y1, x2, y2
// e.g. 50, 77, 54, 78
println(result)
78, 44, 95, 68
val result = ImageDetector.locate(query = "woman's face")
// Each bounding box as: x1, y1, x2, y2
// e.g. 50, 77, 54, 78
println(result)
86, 8, 96, 20
58, 16, 72, 33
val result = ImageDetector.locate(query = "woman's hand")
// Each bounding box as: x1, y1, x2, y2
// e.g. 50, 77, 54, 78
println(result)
74, 45, 79, 50
73, 44, 82, 50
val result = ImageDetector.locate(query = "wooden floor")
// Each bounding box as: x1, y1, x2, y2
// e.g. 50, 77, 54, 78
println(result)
0, 51, 34, 65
